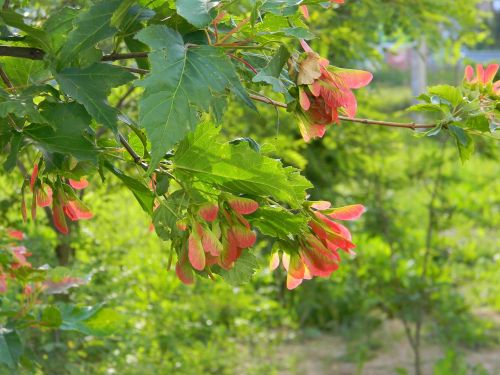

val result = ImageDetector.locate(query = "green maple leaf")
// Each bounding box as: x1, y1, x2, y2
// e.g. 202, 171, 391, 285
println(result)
0, 88, 46, 123
56, 63, 134, 132
135, 25, 255, 171
0, 329, 22, 369
176, 0, 219, 28
57, 0, 122, 67
218, 251, 258, 286
25, 102, 97, 162
173, 123, 312, 208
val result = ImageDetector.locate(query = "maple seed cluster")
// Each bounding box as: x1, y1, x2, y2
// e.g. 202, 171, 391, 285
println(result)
271, 202, 365, 289
1, 229, 85, 296
291, 40, 372, 142
175, 197, 259, 285
26, 164, 92, 234
464, 63, 500, 96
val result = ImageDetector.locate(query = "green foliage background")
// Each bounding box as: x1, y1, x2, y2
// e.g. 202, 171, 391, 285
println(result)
0, 0, 498, 374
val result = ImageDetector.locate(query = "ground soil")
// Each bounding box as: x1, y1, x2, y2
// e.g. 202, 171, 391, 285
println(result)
276, 316, 500, 375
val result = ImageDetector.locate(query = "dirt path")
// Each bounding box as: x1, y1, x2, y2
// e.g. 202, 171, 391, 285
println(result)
276, 319, 500, 375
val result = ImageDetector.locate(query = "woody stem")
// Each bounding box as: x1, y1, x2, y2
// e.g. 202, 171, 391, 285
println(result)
248, 94, 437, 130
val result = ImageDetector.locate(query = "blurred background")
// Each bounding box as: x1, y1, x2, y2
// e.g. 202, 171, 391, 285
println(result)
1, 0, 499, 374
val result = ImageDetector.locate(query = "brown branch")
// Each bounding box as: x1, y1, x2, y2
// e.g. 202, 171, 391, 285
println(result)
248, 94, 437, 130
249, 93, 286, 108
217, 17, 250, 44
0, 65, 14, 89
0, 46, 439, 130
337, 116, 435, 129
0, 66, 22, 130
116, 86, 136, 109
0, 45, 45, 60
0, 45, 148, 61
101, 52, 149, 61
117, 65, 149, 75
227, 53, 257, 74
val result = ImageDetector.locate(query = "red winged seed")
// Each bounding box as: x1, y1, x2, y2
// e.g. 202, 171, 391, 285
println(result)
311, 201, 331, 210
194, 222, 204, 237
309, 220, 328, 240
212, 221, 221, 239
269, 252, 280, 271
52, 201, 69, 234
176, 220, 188, 231
300, 247, 338, 277
300, 236, 339, 277
176, 255, 194, 285
21, 193, 27, 222
188, 233, 206, 271
327, 204, 366, 221
226, 230, 240, 262
288, 254, 305, 280
231, 226, 256, 248
69, 178, 89, 190
63, 200, 92, 221
7, 230, 24, 240
36, 186, 53, 207
219, 231, 239, 269
31, 191, 37, 220
315, 212, 355, 250
29, 164, 38, 192
286, 273, 303, 290
198, 203, 219, 222
202, 229, 223, 256
235, 212, 251, 229
227, 197, 258, 215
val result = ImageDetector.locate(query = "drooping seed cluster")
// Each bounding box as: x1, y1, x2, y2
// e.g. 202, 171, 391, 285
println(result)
175, 196, 259, 284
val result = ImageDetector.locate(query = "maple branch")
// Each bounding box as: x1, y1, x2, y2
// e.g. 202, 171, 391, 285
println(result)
248, 94, 437, 130
0, 46, 438, 130
0, 65, 22, 130
0, 45, 45, 60
117, 66, 149, 75
217, 17, 250, 44
227, 53, 257, 74
0, 46, 148, 61
0, 65, 14, 88
101, 52, 149, 61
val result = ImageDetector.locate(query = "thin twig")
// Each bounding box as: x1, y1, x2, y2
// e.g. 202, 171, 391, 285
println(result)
0, 46, 149, 61
227, 53, 257, 74
0, 66, 14, 89
116, 86, 136, 109
248, 93, 436, 129
101, 51, 149, 61
117, 66, 149, 75
0, 45, 440, 130
0, 66, 21, 130
337, 116, 435, 129
217, 17, 250, 44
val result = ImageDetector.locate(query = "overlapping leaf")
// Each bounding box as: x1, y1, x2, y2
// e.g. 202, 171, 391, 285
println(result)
136, 25, 255, 171
57, 0, 122, 67
252, 45, 291, 93
176, 0, 219, 28
56, 63, 134, 132
24, 102, 97, 161
173, 123, 312, 208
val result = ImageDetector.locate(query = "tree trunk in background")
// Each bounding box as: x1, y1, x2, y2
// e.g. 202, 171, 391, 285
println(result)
411, 41, 428, 124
